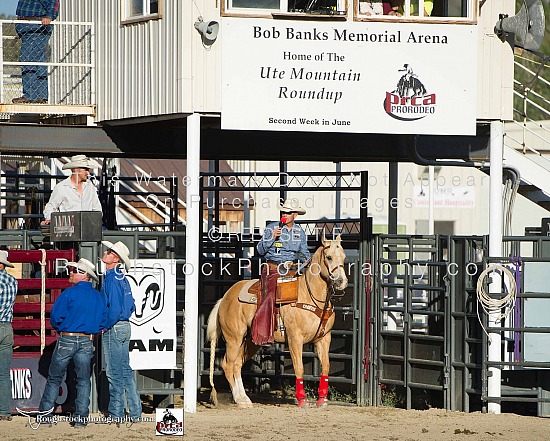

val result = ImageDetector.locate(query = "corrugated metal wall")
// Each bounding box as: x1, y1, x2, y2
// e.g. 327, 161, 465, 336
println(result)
94, 0, 221, 123
59, 2, 94, 21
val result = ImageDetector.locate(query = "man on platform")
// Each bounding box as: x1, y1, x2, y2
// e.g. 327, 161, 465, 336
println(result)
13, 0, 60, 104
41, 155, 102, 226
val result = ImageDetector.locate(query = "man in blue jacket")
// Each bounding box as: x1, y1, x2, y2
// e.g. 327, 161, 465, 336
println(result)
13, 0, 60, 104
39, 258, 106, 428
101, 240, 142, 424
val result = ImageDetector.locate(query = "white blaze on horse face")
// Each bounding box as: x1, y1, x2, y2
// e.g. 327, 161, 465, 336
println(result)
325, 241, 348, 290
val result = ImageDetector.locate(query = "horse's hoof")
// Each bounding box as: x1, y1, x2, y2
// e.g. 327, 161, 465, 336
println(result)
237, 402, 253, 409
316, 397, 329, 408
297, 398, 310, 408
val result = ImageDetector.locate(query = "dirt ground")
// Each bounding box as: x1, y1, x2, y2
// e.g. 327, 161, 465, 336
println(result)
3, 396, 550, 441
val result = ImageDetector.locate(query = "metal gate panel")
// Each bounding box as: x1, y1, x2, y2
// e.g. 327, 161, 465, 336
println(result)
373, 235, 450, 410
198, 170, 370, 403
448, 236, 485, 412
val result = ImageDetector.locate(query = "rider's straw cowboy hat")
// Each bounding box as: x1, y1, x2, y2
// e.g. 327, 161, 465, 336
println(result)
62, 155, 99, 170
278, 198, 306, 215
0, 250, 14, 268
66, 258, 99, 282
102, 240, 131, 271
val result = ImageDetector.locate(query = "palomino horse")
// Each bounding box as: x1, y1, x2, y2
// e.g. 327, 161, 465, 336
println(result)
207, 234, 348, 408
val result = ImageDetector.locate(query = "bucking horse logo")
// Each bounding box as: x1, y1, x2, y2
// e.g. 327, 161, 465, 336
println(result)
394, 64, 427, 98
384, 63, 437, 121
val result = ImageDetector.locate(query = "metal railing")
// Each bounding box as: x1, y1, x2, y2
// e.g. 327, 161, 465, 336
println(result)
0, 19, 94, 107
508, 56, 550, 158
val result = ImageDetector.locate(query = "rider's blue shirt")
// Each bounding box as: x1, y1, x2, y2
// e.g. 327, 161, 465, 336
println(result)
256, 222, 311, 264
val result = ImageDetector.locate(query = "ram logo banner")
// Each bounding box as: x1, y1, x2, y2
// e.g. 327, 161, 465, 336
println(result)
128, 260, 177, 370
155, 408, 184, 436
127, 272, 165, 326
384, 64, 436, 121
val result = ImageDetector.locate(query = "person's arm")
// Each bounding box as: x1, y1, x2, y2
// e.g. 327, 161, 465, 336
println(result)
83, 181, 103, 213
43, 0, 58, 20
98, 292, 109, 332
385, 0, 403, 15
91, 190, 103, 213
104, 275, 125, 329
42, 185, 63, 222
50, 292, 69, 331
297, 229, 311, 261
256, 224, 276, 256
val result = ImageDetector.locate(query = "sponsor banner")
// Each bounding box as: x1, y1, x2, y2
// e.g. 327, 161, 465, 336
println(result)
128, 260, 177, 370
10, 357, 74, 413
156, 408, 184, 436
413, 186, 475, 208
222, 18, 477, 135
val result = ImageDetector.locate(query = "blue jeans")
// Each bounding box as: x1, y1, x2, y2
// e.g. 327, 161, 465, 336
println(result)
39, 336, 94, 424
15, 23, 53, 101
102, 321, 142, 419
0, 323, 13, 417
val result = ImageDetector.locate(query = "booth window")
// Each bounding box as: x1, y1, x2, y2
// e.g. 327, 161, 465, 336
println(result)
223, 0, 473, 19
122, 0, 161, 23
356, 0, 475, 21
224, 0, 347, 17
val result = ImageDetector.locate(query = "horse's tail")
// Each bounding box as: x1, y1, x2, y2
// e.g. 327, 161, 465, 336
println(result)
206, 298, 223, 406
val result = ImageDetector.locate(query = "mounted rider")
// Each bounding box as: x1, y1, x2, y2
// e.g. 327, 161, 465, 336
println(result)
252, 198, 311, 346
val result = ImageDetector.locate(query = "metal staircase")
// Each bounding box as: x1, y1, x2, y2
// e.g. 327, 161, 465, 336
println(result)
503, 54, 550, 212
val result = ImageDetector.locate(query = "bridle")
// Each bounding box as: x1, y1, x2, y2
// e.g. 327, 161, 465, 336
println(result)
304, 243, 346, 339
306, 244, 345, 302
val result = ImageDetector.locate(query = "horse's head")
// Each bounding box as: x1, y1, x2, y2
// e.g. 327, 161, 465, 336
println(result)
320, 231, 348, 291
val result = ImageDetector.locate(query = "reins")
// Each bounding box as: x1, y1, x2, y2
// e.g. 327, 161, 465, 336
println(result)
303, 244, 344, 340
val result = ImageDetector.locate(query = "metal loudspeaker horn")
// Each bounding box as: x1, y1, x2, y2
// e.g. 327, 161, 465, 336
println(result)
494, 0, 545, 51
194, 17, 219, 44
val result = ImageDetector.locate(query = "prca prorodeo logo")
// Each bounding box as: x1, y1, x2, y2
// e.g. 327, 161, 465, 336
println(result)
155, 408, 183, 436
384, 64, 436, 121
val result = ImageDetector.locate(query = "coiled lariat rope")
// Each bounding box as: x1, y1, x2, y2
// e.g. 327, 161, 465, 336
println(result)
476, 264, 517, 341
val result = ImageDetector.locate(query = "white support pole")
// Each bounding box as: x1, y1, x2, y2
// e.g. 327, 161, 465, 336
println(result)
488, 120, 503, 414
428, 165, 434, 235
184, 114, 201, 413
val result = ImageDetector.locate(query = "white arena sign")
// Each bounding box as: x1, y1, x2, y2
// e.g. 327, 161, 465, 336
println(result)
222, 18, 477, 136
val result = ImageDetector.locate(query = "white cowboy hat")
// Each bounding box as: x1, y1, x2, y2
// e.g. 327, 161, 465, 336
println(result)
278, 198, 306, 215
102, 240, 131, 270
61, 155, 99, 170
0, 250, 14, 268
66, 258, 99, 282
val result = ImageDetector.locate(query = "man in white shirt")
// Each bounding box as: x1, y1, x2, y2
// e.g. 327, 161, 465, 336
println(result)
41, 155, 102, 226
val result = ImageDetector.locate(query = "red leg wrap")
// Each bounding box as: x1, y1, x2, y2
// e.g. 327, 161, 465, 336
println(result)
318, 375, 329, 398
295, 378, 306, 401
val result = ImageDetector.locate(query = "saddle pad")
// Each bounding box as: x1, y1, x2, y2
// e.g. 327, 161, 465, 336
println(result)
238, 279, 260, 304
